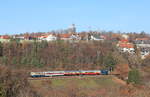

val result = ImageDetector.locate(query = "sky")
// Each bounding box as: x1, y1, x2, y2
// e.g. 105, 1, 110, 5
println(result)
0, 0, 150, 35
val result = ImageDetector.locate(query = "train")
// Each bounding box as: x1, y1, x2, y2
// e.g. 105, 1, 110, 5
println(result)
30, 70, 109, 77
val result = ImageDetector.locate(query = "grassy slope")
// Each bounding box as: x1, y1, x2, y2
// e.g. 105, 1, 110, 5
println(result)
29, 76, 124, 97
29, 75, 150, 97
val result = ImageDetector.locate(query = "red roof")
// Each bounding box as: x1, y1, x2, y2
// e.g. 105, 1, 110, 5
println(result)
59, 34, 71, 38
136, 38, 149, 41
38, 34, 56, 38
120, 39, 129, 42
0, 35, 10, 39
38, 34, 51, 38
118, 43, 134, 48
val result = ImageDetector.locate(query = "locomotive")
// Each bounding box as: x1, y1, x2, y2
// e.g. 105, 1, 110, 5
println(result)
30, 70, 109, 77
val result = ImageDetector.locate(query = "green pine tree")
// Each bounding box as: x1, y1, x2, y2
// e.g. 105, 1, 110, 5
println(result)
104, 54, 117, 71
21, 57, 28, 65
0, 42, 3, 57
12, 58, 17, 65
0, 84, 5, 97
127, 69, 141, 84
2, 56, 8, 65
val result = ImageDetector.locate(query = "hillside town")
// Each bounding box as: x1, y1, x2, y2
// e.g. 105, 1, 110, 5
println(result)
1, 25, 150, 60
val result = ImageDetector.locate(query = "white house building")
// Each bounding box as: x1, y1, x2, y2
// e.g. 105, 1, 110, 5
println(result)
90, 35, 105, 41
117, 42, 135, 54
140, 48, 150, 59
39, 34, 57, 41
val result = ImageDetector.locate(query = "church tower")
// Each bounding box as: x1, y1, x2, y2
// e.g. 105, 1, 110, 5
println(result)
68, 24, 76, 34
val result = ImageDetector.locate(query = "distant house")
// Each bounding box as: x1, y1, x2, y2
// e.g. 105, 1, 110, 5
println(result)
38, 35, 47, 40
121, 34, 129, 39
70, 34, 81, 40
46, 34, 57, 41
59, 33, 72, 40
90, 34, 105, 41
0, 35, 10, 42
140, 48, 150, 59
134, 38, 150, 59
39, 34, 57, 41
0, 35, 10, 39
117, 39, 135, 54
134, 38, 150, 48
13, 35, 25, 40
59, 33, 81, 41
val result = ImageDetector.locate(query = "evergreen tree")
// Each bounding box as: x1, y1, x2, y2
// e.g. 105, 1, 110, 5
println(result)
127, 69, 141, 84
0, 84, 5, 97
104, 54, 117, 71
0, 42, 3, 57
2, 56, 8, 65
12, 58, 17, 65
40, 40, 48, 48
30, 57, 44, 67
21, 57, 28, 65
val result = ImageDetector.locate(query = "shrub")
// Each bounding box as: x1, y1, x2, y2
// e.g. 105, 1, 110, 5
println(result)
0, 66, 41, 97
127, 69, 141, 84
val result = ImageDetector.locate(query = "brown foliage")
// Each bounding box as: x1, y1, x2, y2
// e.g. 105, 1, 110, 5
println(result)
0, 41, 116, 70
114, 64, 130, 79
0, 66, 41, 97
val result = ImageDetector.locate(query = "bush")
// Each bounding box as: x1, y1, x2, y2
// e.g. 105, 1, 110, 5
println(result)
0, 66, 41, 97
0, 42, 3, 57
104, 54, 117, 71
127, 69, 141, 84
142, 56, 150, 66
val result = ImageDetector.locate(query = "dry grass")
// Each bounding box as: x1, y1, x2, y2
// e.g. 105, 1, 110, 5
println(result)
29, 76, 129, 97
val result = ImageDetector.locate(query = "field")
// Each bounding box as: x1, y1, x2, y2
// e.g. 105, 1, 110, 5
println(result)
29, 75, 150, 97
29, 75, 129, 97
